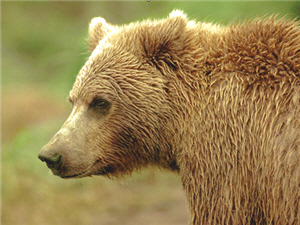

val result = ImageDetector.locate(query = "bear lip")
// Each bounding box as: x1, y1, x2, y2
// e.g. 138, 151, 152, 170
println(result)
59, 158, 110, 178
59, 160, 100, 179
60, 170, 90, 179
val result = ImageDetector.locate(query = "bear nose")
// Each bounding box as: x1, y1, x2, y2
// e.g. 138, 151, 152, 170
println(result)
38, 148, 63, 171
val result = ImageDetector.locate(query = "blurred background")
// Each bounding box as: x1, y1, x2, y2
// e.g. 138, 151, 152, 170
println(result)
2, 1, 300, 225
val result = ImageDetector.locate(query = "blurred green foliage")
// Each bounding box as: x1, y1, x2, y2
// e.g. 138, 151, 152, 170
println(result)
2, 2, 300, 225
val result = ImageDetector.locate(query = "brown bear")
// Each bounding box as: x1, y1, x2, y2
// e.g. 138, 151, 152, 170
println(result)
38, 10, 300, 224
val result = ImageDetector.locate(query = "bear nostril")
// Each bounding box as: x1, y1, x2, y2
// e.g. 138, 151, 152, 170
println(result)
38, 152, 63, 170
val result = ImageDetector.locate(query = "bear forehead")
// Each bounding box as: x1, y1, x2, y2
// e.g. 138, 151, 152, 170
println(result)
69, 18, 175, 104
69, 53, 155, 105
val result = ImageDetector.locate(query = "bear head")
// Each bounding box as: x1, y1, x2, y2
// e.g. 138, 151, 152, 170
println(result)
38, 10, 188, 178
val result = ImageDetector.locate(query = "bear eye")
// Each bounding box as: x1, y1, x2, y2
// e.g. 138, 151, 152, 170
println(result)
90, 98, 110, 111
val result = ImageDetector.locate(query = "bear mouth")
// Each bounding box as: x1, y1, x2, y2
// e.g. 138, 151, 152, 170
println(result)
61, 170, 91, 179
59, 159, 114, 178
57, 160, 99, 179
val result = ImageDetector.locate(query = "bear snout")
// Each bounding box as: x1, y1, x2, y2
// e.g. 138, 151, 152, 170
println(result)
38, 147, 63, 172
38, 138, 98, 178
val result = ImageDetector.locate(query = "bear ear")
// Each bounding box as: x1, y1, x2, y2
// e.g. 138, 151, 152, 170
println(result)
140, 10, 188, 70
168, 9, 187, 19
88, 17, 116, 52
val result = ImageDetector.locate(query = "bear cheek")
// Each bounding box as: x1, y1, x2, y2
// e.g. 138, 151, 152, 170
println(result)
82, 123, 139, 177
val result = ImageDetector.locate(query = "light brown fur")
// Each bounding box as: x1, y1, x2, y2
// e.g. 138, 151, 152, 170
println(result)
39, 11, 300, 224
